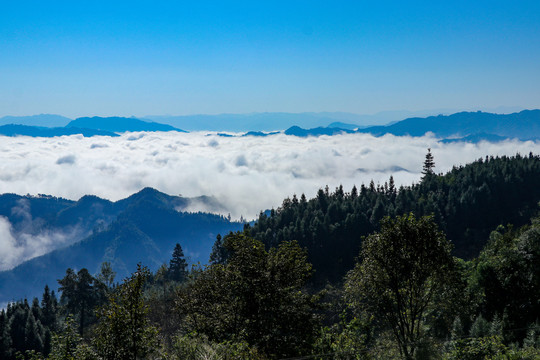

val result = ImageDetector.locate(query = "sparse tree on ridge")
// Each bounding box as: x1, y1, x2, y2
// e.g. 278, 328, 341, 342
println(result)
421, 148, 435, 179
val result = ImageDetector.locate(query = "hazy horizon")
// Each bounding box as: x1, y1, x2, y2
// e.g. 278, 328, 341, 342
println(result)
0, 105, 530, 123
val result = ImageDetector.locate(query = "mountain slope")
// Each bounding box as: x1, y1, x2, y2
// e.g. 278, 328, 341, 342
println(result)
0, 188, 227, 273
0, 189, 241, 304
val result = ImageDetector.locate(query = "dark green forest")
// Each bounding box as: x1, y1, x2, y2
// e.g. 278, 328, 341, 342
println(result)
1, 153, 539, 359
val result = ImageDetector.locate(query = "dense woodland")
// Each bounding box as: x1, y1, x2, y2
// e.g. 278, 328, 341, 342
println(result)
1, 153, 539, 359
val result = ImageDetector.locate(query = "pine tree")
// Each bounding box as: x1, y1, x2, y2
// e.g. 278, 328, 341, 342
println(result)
168, 243, 188, 282
8, 304, 28, 355
0, 310, 11, 359
421, 148, 435, 179
470, 314, 490, 338
41, 285, 57, 331
24, 312, 43, 353
210, 234, 228, 265
31, 297, 42, 324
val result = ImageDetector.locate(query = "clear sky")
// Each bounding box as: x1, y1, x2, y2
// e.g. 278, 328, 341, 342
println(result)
1, 1, 539, 118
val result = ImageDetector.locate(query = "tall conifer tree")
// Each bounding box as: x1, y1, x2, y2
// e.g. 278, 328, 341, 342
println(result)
168, 243, 188, 282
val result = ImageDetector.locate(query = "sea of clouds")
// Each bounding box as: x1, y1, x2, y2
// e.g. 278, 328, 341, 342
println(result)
1, 131, 539, 219
0, 131, 539, 270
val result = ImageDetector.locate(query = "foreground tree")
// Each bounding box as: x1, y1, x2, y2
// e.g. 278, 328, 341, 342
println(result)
177, 233, 318, 359
468, 217, 540, 342
345, 213, 457, 360
93, 264, 158, 360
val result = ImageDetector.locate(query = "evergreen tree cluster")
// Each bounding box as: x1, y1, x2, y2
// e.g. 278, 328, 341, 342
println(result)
0, 286, 58, 359
247, 153, 540, 284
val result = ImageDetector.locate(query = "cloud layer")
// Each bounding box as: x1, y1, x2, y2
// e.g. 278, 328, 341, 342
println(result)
0, 132, 538, 222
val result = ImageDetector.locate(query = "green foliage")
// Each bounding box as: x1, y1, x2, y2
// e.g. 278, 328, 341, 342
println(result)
313, 315, 373, 360
469, 315, 491, 338
444, 335, 508, 360
177, 233, 319, 359
93, 264, 159, 360
47, 315, 96, 360
468, 217, 540, 342
345, 214, 458, 360
170, 333, 267, 360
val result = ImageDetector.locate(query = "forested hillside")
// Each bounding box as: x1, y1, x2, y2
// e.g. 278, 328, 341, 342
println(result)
246, 153, 540, 284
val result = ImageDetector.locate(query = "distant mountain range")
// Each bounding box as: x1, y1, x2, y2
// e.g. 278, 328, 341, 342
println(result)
356, 110, 540, 140
0, 116, 185, 137
0, 124, 118, 137
0, 110, 538, 142
284, 110, 540, 141
143, 112, 379, 132
0, 188, 241, 305
143, 108, 524, 131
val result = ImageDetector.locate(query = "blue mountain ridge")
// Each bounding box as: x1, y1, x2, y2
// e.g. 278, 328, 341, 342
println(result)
283, 110, 540, 141
0, 117, 187, 138
0, 124, 118, 137
0, 110, 538, 139
0, 188, 240, 305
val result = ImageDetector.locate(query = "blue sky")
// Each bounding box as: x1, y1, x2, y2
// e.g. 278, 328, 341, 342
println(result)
1, 1, 539, 117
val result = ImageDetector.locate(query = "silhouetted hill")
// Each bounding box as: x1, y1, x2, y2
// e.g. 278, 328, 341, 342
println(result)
68, 117, 186, 133
0, 124, 118, 137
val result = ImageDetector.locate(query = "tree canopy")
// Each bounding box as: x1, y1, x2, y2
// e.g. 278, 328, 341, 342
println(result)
177, 233, 318, 359
345, 213, 458, 360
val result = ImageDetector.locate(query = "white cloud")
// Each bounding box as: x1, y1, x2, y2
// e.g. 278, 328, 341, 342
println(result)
0, 212, 83, 271
0, 132, 538, 224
